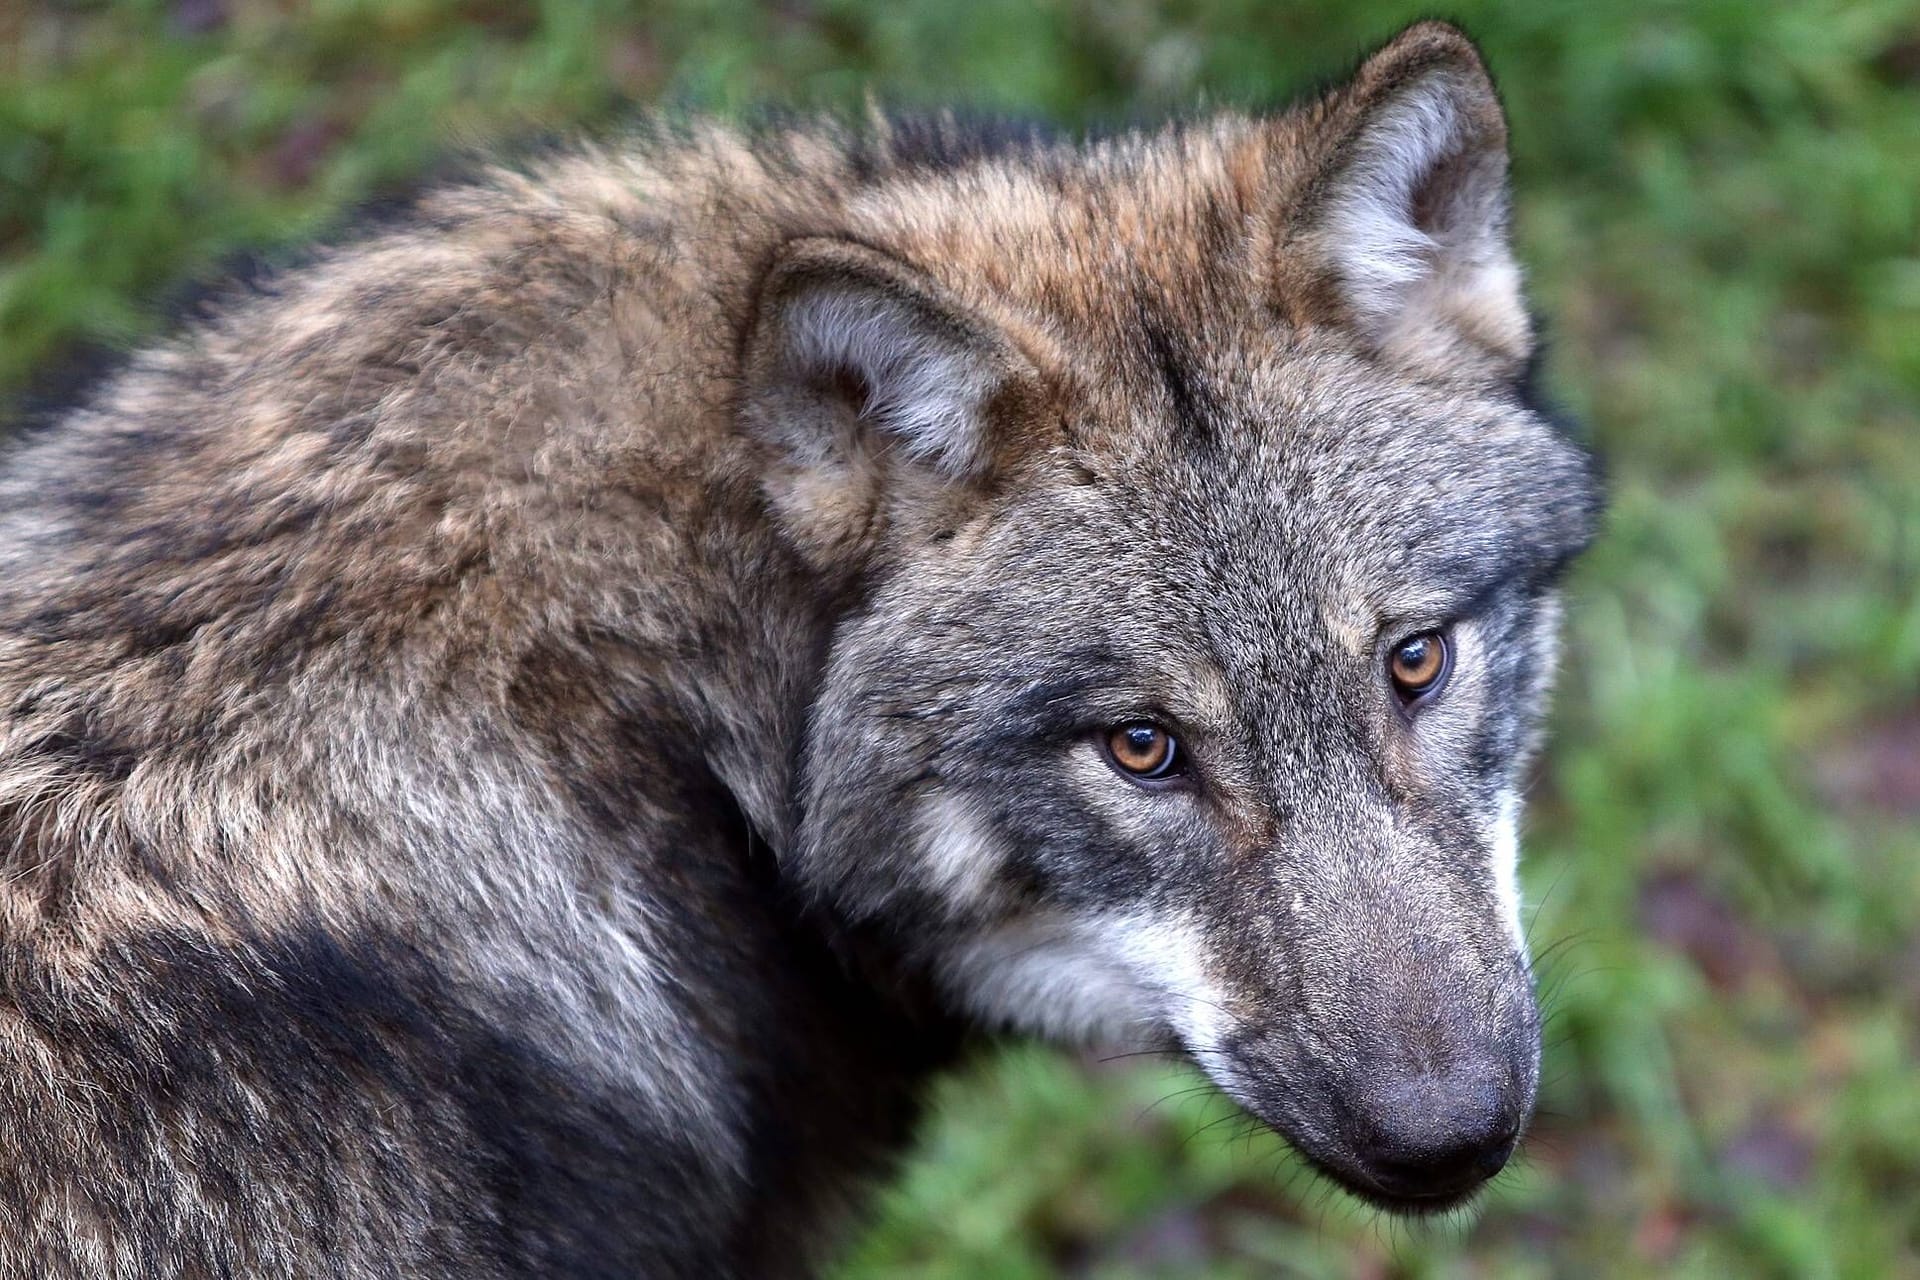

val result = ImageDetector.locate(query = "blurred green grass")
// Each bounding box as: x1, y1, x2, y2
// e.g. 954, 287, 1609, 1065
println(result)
4, 1, 1917, 1275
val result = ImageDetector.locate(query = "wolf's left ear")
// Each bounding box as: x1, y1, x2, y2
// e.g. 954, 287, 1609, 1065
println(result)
740, 237, 1042, 564
1289, 22, 1531, 379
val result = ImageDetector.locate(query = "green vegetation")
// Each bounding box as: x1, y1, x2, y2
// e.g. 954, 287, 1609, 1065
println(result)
5, 1, 1917, 1274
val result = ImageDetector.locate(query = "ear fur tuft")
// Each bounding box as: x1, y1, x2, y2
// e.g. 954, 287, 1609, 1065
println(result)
1300, 23, 1532, 377
739, 238, 1037, 565
776, 278, 1001, 475
745, 238, 1031, 481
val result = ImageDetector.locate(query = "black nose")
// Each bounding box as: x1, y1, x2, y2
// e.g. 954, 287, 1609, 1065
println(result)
1347, 1056, 1523, 1201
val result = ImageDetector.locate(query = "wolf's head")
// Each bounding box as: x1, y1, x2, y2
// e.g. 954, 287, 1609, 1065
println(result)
741, 22, 1600, 1211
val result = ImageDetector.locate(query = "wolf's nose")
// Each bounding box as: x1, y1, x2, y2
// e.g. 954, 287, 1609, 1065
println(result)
1350, 1057, 1522, 1200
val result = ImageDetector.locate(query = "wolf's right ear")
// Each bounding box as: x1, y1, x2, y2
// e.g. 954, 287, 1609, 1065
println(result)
740, 238, 1040, 562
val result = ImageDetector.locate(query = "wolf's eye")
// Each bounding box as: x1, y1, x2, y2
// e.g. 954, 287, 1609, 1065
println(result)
1104, 723, 1182, 781
1388, 631, 1451, 704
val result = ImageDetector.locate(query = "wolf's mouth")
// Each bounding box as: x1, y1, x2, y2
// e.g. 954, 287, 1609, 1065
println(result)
1203, 1055, 1525, 1216
1288, 1145, 1501, 1217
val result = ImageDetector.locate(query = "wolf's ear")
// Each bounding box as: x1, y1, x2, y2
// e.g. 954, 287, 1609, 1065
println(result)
741, 237, 1040, 561
1290, 22, 1530, 379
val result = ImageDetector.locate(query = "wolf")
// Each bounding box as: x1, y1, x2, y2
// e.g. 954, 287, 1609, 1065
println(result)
0, 19, 1598, 1279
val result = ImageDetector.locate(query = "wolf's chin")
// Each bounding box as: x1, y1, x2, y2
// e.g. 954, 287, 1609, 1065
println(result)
1290, 1147, 1494, 1217
1186, 1055, 1503, 1218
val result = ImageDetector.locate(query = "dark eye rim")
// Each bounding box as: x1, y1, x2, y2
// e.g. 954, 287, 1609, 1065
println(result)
1098, 720, 1190, 788
1387, 628, 1453, 708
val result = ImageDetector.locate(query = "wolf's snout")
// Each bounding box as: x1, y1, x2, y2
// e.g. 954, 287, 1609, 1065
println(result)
1342, 1054, 1525, 1201
1224, 909, 1541, 1212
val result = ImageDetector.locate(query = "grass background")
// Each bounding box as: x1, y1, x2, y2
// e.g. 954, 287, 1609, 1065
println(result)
4, 1, 1918, 1275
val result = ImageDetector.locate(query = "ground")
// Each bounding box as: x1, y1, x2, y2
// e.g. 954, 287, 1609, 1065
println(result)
3, 2, 1917, 1276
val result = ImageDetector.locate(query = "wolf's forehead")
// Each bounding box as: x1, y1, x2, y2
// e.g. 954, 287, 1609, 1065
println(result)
1115, 406, 1587, 632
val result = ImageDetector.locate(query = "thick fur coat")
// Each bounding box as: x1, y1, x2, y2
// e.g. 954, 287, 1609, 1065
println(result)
0, 23, 1597, 1278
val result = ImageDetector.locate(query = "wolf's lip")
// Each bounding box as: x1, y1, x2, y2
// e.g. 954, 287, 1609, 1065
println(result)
1290, 1147, 1496, 1217
1208, 1035, 1530, 1215
1220, 1084, 1515, 1217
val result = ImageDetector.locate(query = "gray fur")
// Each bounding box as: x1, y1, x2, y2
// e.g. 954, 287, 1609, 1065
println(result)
0, 21, 1597, 1277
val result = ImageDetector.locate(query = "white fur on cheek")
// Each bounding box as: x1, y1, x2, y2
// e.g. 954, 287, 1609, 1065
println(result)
1491, 787, 1525, 956
913, 792, 1002, 907
1113, 912, 1233, 1066
936, 910, 1233, 1065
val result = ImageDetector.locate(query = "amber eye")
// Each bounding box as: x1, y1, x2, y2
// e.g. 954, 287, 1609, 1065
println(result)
1388, 631, 1451, 703
1104, 722, 1181, 781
